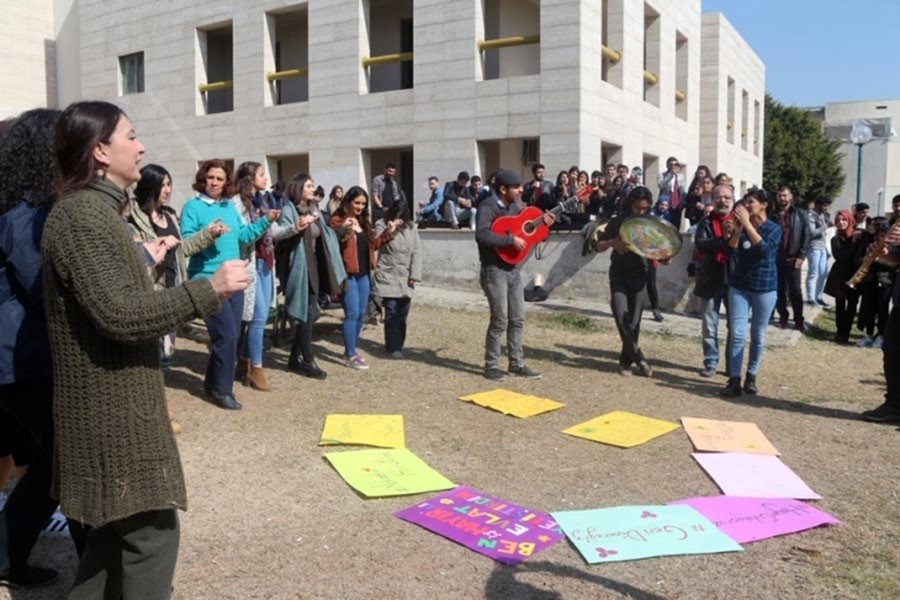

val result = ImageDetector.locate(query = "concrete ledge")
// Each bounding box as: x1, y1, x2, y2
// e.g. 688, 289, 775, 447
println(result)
418, 228, 697, 310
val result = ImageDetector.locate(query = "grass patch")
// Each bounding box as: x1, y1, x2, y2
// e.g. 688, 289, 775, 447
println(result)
536, 311, 599, 333
806, 307, 837, 341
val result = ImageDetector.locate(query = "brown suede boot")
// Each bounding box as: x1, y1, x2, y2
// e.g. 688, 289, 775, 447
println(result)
246, 365, 271, 392
235, 357, 250, 383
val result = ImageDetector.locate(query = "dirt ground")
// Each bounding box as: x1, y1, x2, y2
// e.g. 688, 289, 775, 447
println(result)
7, 304, 900, 600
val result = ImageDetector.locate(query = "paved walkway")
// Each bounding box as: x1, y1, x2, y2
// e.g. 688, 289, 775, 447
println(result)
415, 285, 821, 348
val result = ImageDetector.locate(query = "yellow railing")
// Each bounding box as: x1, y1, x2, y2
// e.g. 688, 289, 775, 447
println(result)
477, 34, 540, 51
675, 89, 686, 103
726, 120, 734, 129
741, 128, 748, 136
198, 80, 233, 93
266, 68, 308, 82
361, 52, 413, 68
643, 71, 658, 86
601, 44, 622, 63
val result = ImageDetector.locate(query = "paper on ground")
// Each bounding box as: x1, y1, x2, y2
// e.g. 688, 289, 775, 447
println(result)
668, 496, 840, 544
459, 388, 564, 418
319, 414, 404, 448
324, 448, 455, 498
681, 417, 779, 455
395, 485, 565, 565
692, 453, 821, 500
552, 504, 742, 564
562, 411, 679, 448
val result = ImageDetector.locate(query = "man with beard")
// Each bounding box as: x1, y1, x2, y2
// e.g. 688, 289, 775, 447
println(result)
694, 185, 736, 377
772, 186, 811, 330
523, 163, 553, 207
371, 162, 405, 222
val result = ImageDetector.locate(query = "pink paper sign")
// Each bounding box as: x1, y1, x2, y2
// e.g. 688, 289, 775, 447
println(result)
669, 496, 840, 543
394, 485, 565, 565
692, 453, 822, 500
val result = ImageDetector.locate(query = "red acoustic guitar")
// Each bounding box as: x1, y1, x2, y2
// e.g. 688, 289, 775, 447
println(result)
491, 187, 592, 265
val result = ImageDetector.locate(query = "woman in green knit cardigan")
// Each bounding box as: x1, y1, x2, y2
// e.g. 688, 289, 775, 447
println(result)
42, 101, 249, 599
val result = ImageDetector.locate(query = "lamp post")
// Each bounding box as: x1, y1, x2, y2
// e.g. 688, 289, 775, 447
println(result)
850, 120, 873, 206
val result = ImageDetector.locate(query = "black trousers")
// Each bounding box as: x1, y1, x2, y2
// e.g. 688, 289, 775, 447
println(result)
857, 281, 891, 337
0, 379, 57, 572
645, 266, 659, 310
289, 293, 320, 364
775, 259, 804, 324
883, 302, 900, 408
69, 510, 179, 600
383, 297, 412, 352
834, 290, 860, 342
610, 277, 647, 367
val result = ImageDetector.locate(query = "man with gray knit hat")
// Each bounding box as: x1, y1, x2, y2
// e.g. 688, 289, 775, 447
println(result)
474, 169, 554, 380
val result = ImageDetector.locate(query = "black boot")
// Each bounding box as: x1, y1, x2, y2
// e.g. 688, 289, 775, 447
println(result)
718, 377, 742, 397
743, 373, 758, 395
208, 391, 242, 410
297, 360, 327, 380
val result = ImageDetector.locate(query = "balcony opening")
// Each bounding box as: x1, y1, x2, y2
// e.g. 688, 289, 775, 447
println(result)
741, 89, 750, 151
601, 142, 622, 176
480, 0, 540, 81
600, 0, 623, 88
753, 99, 761, 156
265, 7, 309, 106
727, 77, 736, 144
362, 0, 413, 94
642, 153, 659, 194
363, 147, 414, 218
675, 31, 688, 120
118, 52, 144, 96
643, 4, 660, 107
477, 137, 539, 185
196, 23, 233, 115
267, 154, 310, 188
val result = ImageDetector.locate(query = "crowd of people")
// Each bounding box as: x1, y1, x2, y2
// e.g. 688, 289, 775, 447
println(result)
0, 101, 898, 598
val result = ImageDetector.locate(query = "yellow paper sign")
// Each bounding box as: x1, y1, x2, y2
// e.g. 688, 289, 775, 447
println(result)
319, 414, 405, 448
323, 448, 455, 498
681, 417, 780, 455
562, 411, 679, 448
458, 389, 565, 418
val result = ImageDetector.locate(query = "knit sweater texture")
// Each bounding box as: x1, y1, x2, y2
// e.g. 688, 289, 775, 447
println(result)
41, 179, 221, 527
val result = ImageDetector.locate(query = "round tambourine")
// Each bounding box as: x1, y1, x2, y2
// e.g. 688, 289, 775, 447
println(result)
618, 216, 683, 260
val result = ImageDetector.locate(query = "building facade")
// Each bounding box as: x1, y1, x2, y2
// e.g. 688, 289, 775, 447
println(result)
7, 0, 764, 209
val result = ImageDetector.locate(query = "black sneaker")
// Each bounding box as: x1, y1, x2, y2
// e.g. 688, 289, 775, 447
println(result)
0, 565, 59, 589
699, 367, 717, 378
861, 403, 900, 423
619, 366, 633, 376
484, 368, 507, 381
652, 308, 664, 322
635, 361, 653, 377
718, 377, 743, 397
509, 365, 541, 379
743, 373, 758, 395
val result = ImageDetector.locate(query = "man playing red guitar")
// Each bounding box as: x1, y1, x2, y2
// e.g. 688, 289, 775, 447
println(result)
474, 169, 555, 381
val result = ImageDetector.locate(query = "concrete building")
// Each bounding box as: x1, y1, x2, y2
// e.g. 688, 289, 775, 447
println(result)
6, 0, 764, 210
812, 99, 900, 215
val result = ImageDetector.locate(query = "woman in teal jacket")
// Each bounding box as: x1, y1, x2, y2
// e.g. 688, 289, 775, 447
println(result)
180, 159, 279, 410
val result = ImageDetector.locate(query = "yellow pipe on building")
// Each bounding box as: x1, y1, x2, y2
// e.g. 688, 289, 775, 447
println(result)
198, 80, 233, 93
643, 71, 658, 86
675, 89, 686, 103
361, 52, 414, 68
600, 45, 622, 63
477, 34, 540, 51
267, 68, 309, 82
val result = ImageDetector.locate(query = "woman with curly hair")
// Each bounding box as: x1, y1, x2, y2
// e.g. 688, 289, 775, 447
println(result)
0, 108, 62, 588
180, 160, 280, 410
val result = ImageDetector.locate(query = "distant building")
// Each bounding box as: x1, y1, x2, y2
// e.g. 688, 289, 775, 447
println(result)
4, 0, 764, 209
811, 99, 900, 215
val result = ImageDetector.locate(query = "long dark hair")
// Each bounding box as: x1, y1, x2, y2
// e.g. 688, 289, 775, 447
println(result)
384, 196, 411, 228
133, 163, 171, 215
285, 172, 315, 215
622, 186, 653, 215
193, 159, 235, 198
235, 161, 262, 210
55, 101, 126, 194
0, 108, 61, 216
335, 186, 371, 232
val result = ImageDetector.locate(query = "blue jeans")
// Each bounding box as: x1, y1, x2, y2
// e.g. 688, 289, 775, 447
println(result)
203, 290, 244, 394
341, 274, 371, 357
727, 287, 777, 378
242, 259, 273, 366
805, 247, 828, 302
700, 292, 730, 371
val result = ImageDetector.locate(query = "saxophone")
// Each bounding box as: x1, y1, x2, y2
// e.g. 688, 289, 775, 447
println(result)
846, 222, 900, 289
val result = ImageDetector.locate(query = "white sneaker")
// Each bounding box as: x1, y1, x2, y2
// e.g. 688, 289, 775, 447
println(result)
857, 336, 873, 348
872, 335, 884, 349
346, 355, 370, 370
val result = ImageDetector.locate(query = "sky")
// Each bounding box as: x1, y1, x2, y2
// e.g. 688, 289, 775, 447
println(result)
702, 0, 900, 107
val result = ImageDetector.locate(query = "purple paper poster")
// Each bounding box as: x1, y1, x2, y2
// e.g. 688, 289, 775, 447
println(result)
669, 496, 840, 544
394, 485, 565, 565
